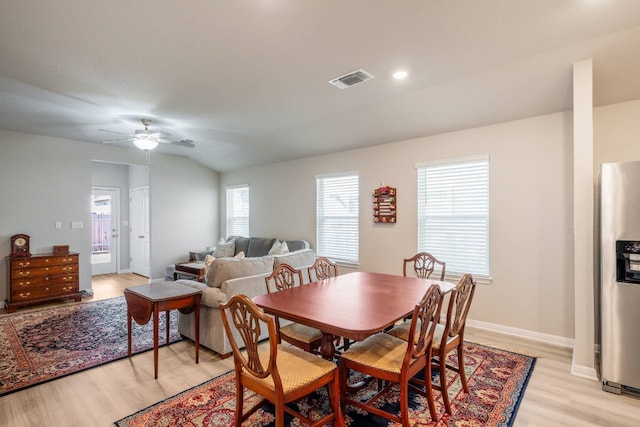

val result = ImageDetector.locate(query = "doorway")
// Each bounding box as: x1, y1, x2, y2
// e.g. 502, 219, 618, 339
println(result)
130, 186, 151, 277
91, 187, 120, 275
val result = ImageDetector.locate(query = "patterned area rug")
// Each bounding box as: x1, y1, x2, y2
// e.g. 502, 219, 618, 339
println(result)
0, 296, 181, 396
115, 342, 535, 427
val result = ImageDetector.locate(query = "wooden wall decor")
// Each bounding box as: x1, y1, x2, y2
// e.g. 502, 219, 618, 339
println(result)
373, 185, 397, 223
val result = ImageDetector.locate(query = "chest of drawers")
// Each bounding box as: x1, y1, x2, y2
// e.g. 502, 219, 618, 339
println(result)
5, 253, 82, 312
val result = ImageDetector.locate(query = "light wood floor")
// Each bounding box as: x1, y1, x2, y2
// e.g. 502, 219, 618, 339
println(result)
1, 274, 640, 426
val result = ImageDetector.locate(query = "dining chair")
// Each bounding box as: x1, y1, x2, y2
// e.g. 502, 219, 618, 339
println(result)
307, 256, 349, 350
339, 284, 445, 425
387, 274, 476, 414
403, 252, 446, 280
265, 263, 323, 354
220, 294, 344, 427
308, 256, 338, 282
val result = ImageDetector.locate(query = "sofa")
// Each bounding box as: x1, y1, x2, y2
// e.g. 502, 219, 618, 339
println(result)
173, 236, 316, 358
164, 236, 310, 281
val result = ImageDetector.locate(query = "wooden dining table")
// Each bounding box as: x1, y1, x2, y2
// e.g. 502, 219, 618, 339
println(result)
253, 271, 456, 359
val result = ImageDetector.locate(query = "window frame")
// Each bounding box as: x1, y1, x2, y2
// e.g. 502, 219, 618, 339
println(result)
225, 184, 250, 238
315, 172, 359, 265
416, 156, 491, 285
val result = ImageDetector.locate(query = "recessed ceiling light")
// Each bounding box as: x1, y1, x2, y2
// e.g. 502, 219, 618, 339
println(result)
393, 70, 408, 80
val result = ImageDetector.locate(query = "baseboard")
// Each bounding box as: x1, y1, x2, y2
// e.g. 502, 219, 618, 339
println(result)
571, 353, 599, 381
467, 319, 601, 381
118, 268, 132, 273
467, 319, 574, 348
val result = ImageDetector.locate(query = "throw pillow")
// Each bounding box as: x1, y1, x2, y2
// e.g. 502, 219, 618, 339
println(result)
234, 251, 245, 258
204, 254, 215, 277
268, 240, 289, 256
213, 239, 235, 258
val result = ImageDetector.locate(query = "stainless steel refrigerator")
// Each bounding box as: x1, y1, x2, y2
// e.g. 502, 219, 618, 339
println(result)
601, 160, 640, 395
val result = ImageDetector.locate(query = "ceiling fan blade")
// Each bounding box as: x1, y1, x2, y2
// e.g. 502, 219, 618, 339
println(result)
101, 138, 134, 144
169, 139, 196, 148
98, 128, 131, 136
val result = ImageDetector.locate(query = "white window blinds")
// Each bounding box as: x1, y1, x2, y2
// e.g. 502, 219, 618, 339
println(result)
417, 157, 490, 283
226, 185, 249, 238
316, 173, 359, 264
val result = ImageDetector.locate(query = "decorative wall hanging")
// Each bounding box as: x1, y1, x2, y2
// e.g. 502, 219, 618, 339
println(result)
372, 185, 396, 223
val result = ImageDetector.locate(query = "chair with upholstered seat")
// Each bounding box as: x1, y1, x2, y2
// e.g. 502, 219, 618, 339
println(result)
220, 294, 344, 427
387, 274, 476, 414
307, 256, 349, 350
308, 256, 338, 282
265, 263, 323, 354
339, 284, 445, 425
403, 252, 446, 280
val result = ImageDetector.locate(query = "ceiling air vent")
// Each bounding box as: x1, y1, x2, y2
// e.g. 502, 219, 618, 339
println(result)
328, 69, 375, 89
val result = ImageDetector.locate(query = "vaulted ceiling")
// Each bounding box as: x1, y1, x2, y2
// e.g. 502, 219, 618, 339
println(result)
1, 1, 640, 171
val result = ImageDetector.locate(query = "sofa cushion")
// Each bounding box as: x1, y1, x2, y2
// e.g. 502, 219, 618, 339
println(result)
207, 255, 274, 288
232, 237, 250, 256
273, 248, 317, 270
284, 240, 309, 252
247, 237, 276, 257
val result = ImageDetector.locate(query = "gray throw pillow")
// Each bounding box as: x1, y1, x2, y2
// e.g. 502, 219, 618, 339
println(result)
213, 239, 235, 258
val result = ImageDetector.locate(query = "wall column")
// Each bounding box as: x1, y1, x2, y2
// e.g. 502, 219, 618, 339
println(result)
573, 58, 597, 379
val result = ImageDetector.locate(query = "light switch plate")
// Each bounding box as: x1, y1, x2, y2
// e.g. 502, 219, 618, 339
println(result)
71, 221, 84, 229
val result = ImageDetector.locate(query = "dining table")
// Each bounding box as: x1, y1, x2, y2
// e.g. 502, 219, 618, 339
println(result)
253, 271, 456, 359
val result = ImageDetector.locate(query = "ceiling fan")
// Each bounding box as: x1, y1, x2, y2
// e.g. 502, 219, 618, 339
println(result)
98, 118, 195, 150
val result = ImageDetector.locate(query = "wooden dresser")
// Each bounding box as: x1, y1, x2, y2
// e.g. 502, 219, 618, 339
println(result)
5, 252, 82, 312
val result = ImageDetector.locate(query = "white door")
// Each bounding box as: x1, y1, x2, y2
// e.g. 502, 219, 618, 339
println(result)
91, 187, 120, 275
130, 186, 151, 277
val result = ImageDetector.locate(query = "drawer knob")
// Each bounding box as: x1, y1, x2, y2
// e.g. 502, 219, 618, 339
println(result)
18, 292, 31, 299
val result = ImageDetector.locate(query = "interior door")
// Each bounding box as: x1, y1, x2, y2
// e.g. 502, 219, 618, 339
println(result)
91, 187, 119, 275
130, 186, 151, 278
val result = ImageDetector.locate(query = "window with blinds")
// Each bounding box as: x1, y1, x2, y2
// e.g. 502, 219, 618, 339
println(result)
417, 157, 490, 283
226, 185, 249, 238
315, 173, 359, 264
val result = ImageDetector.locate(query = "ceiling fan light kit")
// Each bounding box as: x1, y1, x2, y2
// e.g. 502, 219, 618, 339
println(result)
133, 138, 159, 151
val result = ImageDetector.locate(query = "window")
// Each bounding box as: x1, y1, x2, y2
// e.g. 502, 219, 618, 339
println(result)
316, 173, 359, 264
417, 156, 490, 283
226, 185, 249, 237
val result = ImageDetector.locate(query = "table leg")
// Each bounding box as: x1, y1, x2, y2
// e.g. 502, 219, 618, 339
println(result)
127, 309, 132, 357
153, 305, 159, 379
194, 299, 200, 364
320, 332, 336, 360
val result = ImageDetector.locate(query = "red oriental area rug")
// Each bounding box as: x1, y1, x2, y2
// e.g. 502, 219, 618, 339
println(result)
0, 296, 181, 397
115, 342, 535, 427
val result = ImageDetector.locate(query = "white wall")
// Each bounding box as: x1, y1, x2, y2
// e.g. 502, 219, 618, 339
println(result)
0, 130, 220, 304
595, 100, 640, 165
222, 111, 575, 340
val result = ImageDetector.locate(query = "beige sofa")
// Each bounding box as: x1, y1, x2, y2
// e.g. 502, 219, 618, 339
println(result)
176, 248, 317, 357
